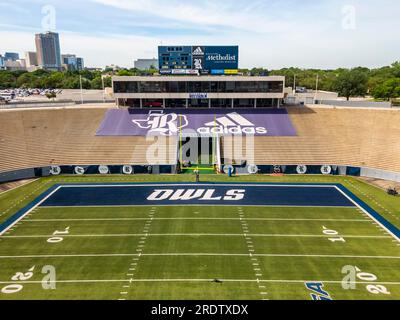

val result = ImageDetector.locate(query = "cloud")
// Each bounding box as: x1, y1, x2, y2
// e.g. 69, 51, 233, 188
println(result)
90, 0, 293, 34
1, 0, 399, 69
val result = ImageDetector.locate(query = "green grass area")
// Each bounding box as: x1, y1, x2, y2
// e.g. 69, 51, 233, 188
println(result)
0, 175, 399, 300
0, 205, 399, 300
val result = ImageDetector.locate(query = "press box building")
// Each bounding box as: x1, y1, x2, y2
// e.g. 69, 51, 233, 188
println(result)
113, 75, 285, 108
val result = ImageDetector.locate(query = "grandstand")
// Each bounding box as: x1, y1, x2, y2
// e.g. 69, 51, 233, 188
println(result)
222, 106, 400, 173
0, 104, 400, 181
0, 106, 177, 174
1, 103, 400, 301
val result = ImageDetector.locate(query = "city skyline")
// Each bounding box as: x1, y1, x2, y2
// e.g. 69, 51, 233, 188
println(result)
0, 0, 399, 69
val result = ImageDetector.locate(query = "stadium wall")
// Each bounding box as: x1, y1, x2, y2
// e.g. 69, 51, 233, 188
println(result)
1, 106, 400, 183
317, 100, 392, 108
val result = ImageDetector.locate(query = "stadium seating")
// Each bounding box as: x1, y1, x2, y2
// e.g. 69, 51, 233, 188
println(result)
222, 106, 400, 173
1, 105, 400, 173
0, 107, 177, 173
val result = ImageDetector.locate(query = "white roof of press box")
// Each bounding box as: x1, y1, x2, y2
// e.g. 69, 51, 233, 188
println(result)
113, 75, 285, 82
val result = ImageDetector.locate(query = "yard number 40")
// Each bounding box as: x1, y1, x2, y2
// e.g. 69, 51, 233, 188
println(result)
47, 227, 70, 243
322, 226, 346, 243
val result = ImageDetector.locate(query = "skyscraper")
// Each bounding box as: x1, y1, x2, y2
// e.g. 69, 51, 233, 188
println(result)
0, 55, 5, 70
4, 52, 19, 61
35, 31, 62, 70
25, 52, 38, 67
62, 54, 84, 71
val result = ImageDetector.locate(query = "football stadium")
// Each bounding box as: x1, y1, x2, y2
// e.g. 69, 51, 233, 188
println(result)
1, 45, 400, 302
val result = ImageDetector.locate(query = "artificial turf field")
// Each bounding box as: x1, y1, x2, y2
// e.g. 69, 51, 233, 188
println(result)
0, 175, 399, 300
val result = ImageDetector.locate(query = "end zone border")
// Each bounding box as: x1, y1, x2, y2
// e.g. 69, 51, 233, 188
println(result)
0, 182, 399, 243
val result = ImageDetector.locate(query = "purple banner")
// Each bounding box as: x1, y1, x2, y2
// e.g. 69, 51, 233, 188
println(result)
96, 109, 297, 136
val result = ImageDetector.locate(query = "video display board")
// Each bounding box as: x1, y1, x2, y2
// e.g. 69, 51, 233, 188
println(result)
158, 46, 239, 74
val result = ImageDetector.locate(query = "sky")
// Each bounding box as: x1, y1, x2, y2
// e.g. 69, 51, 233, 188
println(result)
0, 0, 399, 69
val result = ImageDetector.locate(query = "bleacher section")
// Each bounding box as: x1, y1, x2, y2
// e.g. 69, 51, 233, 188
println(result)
0, 105, 400, 174
222, 106, 400, 173
0, 107, 177, 173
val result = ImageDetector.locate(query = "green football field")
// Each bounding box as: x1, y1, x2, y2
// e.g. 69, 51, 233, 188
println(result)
0, 175, 399, 300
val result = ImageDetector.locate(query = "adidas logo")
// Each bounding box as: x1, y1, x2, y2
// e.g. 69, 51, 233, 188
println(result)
197, 112, 267, 135
192, 46, 204, 55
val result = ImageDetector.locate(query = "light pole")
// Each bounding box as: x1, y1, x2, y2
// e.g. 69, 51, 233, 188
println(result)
79, 75, 83, 105
101, 75, 105, 103
314, 74, 319, 103
293, 73, 296, 94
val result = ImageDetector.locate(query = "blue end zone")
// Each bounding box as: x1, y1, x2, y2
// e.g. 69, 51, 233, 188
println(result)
0, 183, 399, 241
39, 184, 355, 207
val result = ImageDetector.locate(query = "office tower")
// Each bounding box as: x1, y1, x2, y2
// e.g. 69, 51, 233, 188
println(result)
35, 31, 62, 70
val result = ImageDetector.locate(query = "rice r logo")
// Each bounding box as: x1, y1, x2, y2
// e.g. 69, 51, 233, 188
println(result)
132, 111, 188, 136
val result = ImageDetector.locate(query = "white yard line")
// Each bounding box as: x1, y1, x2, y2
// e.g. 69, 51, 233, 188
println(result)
1, 278, 400, 285
58, 183, 343, 188
1, 233, 390, 239
25, 217, 369, 222
237, 206, 268, 300
118, 206, 156, 299
38, 204, 356, 208
0, 253, 399, 259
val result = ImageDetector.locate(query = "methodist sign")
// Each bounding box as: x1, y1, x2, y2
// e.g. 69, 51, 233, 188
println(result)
192, 46, 239, 73
96, 109, 297, 137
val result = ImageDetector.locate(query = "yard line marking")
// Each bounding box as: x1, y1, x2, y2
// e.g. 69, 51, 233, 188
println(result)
3, 278, 400, 285
39, 204, 356, 208
1, 252, 399, 259
55, 183, 350, 188
118, 207, 155, 300
1, 233, 390, 239
237, 207, 267, 300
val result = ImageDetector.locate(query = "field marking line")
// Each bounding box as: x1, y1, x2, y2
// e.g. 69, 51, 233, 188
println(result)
2, 278, 400, 285
334, 186, 400, 243
0, 178, 40, 196
0, 185, 62, 237
0, 233, 390, 239
57, 183, 343, 188
237, 206, 267, 300
1, 253, 399, 259
118, 206, 156, 299
38, 204, 357, 208
24, 218, 370, 222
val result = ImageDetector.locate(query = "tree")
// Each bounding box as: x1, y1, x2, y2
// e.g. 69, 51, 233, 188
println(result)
371, 78, 400, 101
332, 69, 369, 100
0, 72, 17, 89
117, 69, 135, 76
90, 77, 103, 90
391, 61, 400, 78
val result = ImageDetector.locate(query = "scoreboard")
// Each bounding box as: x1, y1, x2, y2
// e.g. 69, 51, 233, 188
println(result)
158, 45, 239, 75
